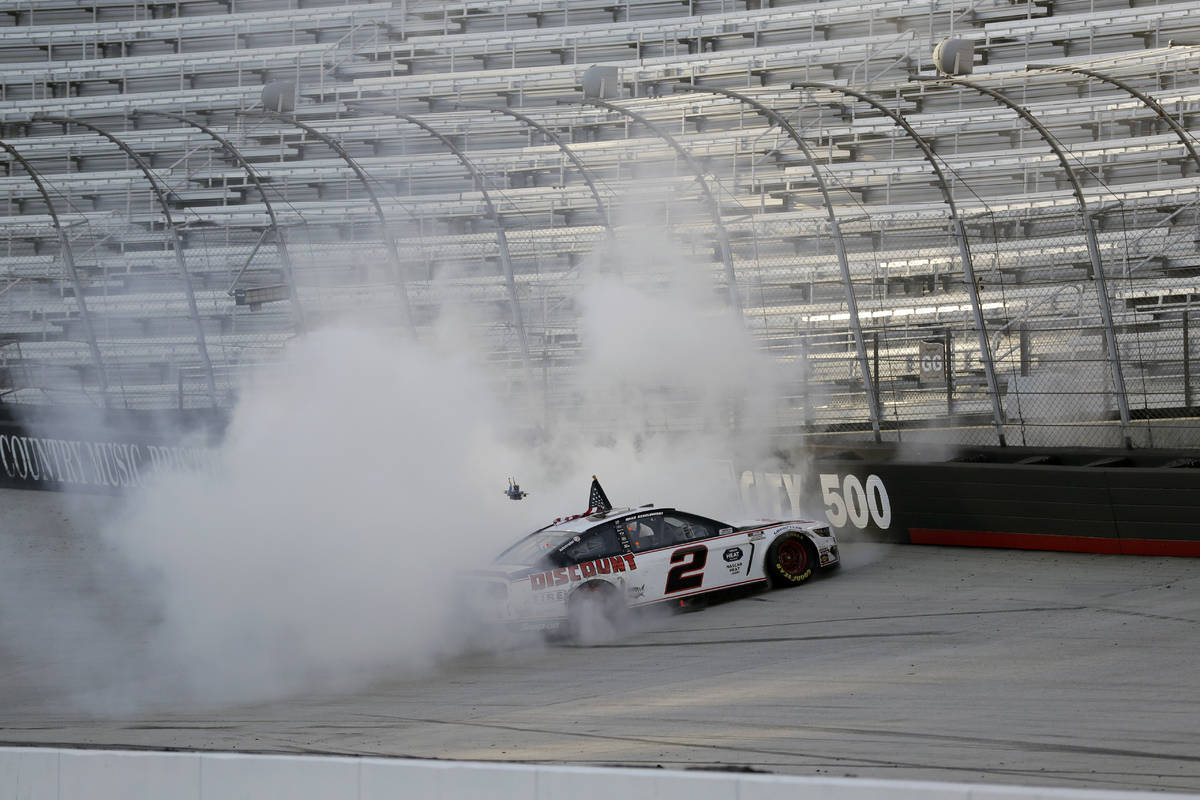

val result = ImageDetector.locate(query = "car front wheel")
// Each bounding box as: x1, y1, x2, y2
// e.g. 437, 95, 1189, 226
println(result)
566, 582, 625, 645
765, 532, 815, 587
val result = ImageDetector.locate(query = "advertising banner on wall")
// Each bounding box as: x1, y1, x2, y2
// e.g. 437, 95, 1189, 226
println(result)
0, 406, 222, 493
735, 454, 1200, 554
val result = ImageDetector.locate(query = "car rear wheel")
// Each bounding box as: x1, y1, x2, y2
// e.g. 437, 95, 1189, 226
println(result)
765, 532, 815, 587
566, 582, 625, 645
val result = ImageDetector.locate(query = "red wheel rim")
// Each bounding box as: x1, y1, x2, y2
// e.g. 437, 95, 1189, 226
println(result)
778, 539, 807, 575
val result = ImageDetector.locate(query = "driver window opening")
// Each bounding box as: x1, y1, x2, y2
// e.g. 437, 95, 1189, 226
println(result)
626, 516, 663, 553
661, 514, 717, 546
561, 525, 621, 563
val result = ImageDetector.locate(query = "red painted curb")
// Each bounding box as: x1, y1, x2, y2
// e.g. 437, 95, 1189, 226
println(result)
909, 529, 1200, 557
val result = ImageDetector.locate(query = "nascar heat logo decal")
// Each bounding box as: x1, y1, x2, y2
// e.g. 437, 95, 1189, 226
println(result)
528, 555, 637, 590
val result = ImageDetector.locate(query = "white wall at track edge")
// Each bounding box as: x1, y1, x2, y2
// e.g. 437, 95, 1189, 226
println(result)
2, 748, 1197, 800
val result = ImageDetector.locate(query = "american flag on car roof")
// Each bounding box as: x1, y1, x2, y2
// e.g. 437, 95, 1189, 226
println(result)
587, 475, 612, 514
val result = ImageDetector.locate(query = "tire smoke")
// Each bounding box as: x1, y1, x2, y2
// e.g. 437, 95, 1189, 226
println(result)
2, 228, 792, 712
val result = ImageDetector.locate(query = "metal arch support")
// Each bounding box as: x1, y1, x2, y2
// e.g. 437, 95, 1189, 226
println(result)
790, 80, 1009, 447
389, 112, 532, 374
36, 115, 219, 408
258, 111, 416, 337
137, 110, 306, 334
455, 103, 615, 239
672, 83, 882, 442
919, 76, 1133, 448
580, 98, 744, 321
1027, 64, 1200, 174
0, 138, 112, 407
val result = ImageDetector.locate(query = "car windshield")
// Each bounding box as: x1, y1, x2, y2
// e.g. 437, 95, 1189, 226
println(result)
495, 530, 575, 566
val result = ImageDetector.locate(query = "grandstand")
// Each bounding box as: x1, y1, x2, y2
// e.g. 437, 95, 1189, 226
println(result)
2, 0, 1200, 449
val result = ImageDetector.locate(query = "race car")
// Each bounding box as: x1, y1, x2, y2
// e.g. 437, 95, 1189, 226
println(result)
468, 478, 839, 640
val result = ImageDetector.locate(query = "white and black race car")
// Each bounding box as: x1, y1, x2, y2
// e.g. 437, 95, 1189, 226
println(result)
468, 478, 839, 639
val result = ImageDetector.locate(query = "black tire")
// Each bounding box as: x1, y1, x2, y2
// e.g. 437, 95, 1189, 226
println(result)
566, 581, 625, 644
765, 531, 816, 587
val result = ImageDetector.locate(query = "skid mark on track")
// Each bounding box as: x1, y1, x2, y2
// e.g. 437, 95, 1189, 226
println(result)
586, 631, 946, 649
645, 606, 1086, 636
575, 760, 1200, 792
1097, 579, 1196, 601
121, 725, 239, 731
0, 739, 416, 759
641, 718, 1200, 765
315, 715, 1200, 786
342, 714, 939, 770
1093, 607, 1200, 625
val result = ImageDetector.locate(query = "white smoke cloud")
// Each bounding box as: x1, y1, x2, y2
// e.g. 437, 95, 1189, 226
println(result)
541, 223, 783, 519
90, 327, 530, 708
2, 224, 797, 712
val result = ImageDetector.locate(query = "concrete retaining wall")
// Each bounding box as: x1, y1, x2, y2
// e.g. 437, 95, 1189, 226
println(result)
2, 747, 1197, 800
740, 457, 1200, 555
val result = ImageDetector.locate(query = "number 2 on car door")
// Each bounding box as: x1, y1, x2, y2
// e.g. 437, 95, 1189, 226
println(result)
665, 545, 708, 593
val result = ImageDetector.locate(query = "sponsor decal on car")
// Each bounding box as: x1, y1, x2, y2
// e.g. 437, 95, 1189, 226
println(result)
723, 545, 749, 576
527, 554, 637, 591
518, 620, 562, 632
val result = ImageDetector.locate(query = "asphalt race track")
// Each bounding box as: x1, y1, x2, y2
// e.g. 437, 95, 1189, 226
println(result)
3, 492, 1200, 793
